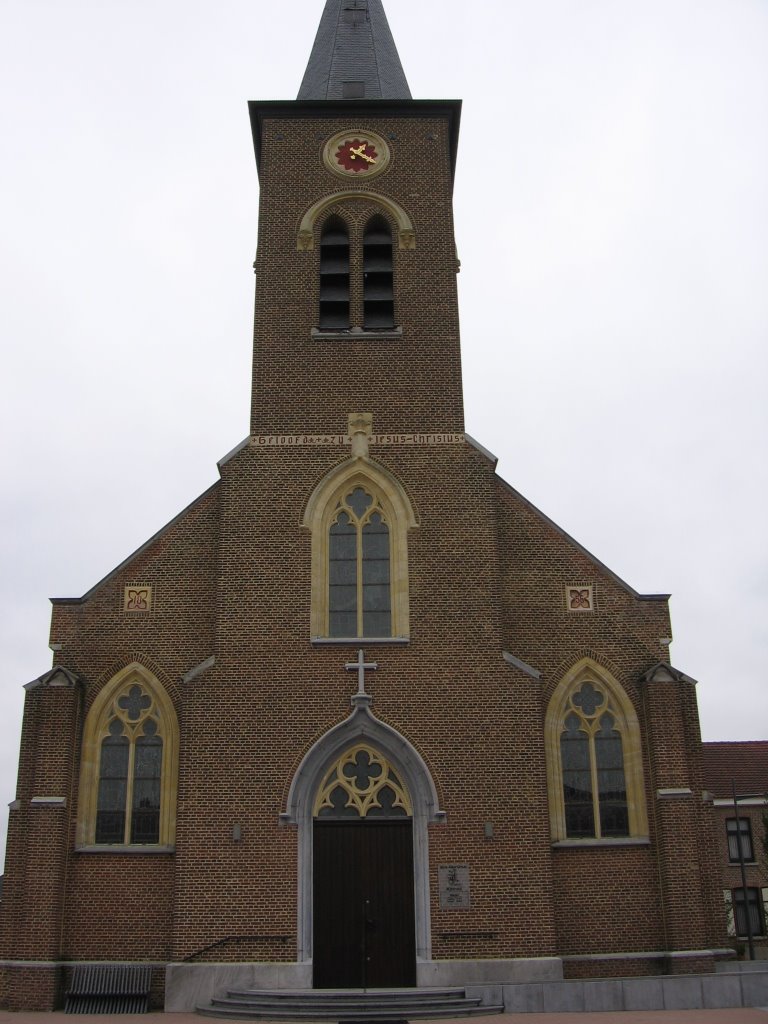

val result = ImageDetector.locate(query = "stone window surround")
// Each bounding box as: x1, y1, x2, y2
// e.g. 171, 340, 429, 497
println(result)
544, 657, 649, 845
76, 662, 179, 851
303, 455, 417, 641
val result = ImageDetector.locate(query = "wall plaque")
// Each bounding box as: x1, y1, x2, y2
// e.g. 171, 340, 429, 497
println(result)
439, 863, 471, 909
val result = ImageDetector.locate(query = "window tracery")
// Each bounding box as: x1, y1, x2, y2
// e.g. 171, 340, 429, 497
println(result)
77, 664, 178, 849
303, 459, 416, 641
329, 486, 391, 638
560, 681, 628, 838
314, 744, 412, 818
545, 659, 648, 844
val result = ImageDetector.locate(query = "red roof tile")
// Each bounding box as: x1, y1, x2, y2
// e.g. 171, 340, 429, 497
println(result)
701, 741, 768, 799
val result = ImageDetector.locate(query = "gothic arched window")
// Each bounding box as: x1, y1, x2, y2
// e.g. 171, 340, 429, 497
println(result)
77, 664, 178, 849
545, 660, 648, 843
560, 682, 629, 838
303, 461, 417, 641
329, 486, 391, 638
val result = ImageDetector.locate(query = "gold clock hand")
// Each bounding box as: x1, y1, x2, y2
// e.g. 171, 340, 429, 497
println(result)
349, 145, 376, 164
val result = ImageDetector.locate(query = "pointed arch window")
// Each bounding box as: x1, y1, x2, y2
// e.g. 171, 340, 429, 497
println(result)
329, 486, 391, 638
77, 665, 178, 850
560, 682, 629, 838
303, 461, 416, 641
545, 661, 648, 844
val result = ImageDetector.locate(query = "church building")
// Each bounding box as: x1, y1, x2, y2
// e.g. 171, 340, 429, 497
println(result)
0, 0, 726, 1012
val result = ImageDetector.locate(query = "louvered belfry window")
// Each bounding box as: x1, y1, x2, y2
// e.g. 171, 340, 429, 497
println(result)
363, 216, 394, 329
319, 217, 350, 329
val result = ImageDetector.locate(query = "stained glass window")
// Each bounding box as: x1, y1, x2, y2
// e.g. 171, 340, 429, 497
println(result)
94, 684, 164, 845
95, 720, 129, 844
560, 681, 629, 839
329, 487, 391, 637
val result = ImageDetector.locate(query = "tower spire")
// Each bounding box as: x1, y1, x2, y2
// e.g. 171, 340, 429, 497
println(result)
297, 0, 411, 101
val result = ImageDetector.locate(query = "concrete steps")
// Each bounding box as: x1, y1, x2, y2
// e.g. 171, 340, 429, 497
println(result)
197, 986, 504, 1020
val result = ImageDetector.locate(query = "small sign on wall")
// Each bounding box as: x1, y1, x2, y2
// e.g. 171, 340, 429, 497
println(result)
439, 864, 471, 909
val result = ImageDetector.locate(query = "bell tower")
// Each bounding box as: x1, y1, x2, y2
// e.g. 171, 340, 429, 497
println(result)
247, 0, 463, 437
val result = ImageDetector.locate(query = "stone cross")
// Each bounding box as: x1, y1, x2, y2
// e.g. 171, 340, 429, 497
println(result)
345, 649, 378, 695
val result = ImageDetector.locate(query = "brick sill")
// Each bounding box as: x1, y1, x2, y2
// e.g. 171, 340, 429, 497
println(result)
75, 844, 175, 854
311, 636, 409, 646
311, 327, 403, 341
553, 837, 651, 849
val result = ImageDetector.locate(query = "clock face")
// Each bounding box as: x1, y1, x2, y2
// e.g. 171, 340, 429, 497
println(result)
335, 138, 379, 173
323, 129, 391, 180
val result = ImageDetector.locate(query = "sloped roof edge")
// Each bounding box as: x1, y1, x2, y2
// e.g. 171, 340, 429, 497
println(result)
25, 666, 82, 691
50, 481, 220, 605
495, 474, 670, 603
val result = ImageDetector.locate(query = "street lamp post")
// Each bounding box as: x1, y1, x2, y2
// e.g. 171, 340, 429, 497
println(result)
731, 780, 757, 961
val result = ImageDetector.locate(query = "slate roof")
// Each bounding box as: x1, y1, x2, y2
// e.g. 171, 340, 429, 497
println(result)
701, 741, 768, 799
298, 0, 411, 100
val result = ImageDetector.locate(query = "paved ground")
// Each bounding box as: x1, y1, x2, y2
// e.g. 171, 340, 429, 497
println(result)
1, 1012, 767, 1023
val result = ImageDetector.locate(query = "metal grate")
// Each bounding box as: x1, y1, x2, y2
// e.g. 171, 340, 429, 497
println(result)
65, 964, 152, 1014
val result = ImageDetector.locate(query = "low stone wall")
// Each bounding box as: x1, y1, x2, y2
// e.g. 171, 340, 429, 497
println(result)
472, 969, 768, 1013
165, 962, 312, 1011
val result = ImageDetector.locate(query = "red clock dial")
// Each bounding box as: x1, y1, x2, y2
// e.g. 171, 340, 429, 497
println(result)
335, 138, 379, 173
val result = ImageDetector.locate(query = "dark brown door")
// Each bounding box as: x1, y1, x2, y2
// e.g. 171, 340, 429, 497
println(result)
313, 819, 416, 988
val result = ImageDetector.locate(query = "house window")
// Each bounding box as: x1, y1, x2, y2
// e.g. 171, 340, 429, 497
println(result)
732, 888, 765, 938
77, 664, 178, 849
545, 659, 648, 843
726, 817, 754, 862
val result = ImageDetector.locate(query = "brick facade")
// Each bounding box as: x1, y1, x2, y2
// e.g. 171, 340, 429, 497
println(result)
0, 6, 730, 1010
702, 742, 768, 961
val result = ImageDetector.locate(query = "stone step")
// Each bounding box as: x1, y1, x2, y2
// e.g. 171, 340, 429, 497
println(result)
199, 1004, 503, 1021
226, 987, 468, 1000
196, 986, 503, 1021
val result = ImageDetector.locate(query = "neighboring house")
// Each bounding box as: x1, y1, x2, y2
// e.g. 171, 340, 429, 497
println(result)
702, 742, 768, 959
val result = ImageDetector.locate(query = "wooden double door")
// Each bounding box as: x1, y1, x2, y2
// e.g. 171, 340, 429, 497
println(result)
313, 819, 416, 988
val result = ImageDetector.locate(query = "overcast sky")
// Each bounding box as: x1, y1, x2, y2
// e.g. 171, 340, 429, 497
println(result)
1, 0, 766, 864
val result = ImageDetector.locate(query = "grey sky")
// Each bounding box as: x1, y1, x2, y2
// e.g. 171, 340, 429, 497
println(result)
1, 0, 766, 865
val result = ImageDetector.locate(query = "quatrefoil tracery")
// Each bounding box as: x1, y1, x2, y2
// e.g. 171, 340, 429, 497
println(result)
314, 744, 412, 818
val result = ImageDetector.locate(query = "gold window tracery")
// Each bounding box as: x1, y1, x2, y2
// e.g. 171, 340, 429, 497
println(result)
329, 486, 391, 638
545, 658, 648, 844
314, 745, 412, 818
77, 664, 178, 850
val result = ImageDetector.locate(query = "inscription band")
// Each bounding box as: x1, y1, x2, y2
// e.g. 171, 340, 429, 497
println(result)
250, 433, 465, 448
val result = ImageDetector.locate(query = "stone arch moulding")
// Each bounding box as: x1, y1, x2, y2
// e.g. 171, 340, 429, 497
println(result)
297, 191, 416, 251
302, 456, 419, 640
281, 693, 445, 965
544, 656, 649, 843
